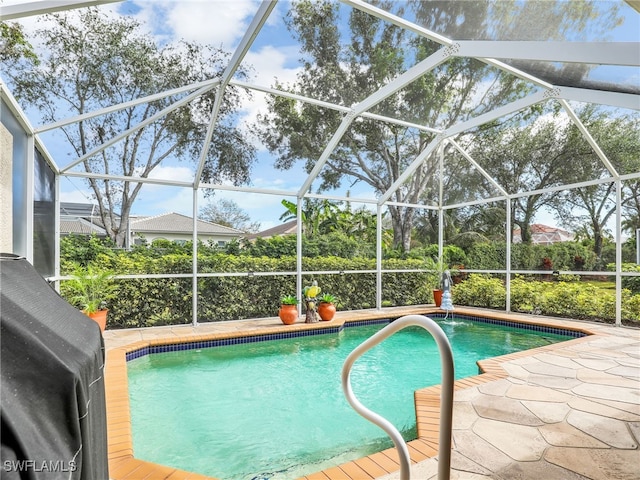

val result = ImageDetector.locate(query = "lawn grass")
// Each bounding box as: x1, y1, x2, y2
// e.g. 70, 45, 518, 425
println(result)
581, 280, 616, 290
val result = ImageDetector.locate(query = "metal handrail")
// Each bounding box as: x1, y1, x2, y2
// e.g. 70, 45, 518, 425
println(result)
341, 314, 454, 480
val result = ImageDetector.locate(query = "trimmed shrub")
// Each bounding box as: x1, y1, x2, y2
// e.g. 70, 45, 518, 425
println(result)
58, 236, 639, 328
452, 274, 506, 309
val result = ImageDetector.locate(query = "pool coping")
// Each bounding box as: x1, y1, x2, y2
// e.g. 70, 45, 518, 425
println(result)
104, 307, 603, 480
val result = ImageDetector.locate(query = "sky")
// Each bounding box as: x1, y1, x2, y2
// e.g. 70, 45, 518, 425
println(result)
9, 0, 640, 233
54, 0, 311, 230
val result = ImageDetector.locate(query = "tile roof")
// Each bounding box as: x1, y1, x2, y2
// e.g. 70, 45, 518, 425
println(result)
513, 224, 574, 244
244, 220, 297, 240
130, 212, 243, 236
60, 218, 107, 236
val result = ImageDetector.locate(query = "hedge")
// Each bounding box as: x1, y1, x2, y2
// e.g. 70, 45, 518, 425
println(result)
453, 274, 639, 325
63, 254, 433, 328
60, 252, 640, 329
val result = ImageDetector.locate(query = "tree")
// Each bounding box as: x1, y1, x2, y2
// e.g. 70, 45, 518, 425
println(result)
199, 198, 260, 233
467, 110, 581, 243
255, 0, 620, 252
549, 107, 640, 259
6, 9, 256, 246
0, 21, 38, 64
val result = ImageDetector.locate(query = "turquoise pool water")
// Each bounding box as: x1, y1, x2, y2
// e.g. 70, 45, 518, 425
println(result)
127, 317, 571, 480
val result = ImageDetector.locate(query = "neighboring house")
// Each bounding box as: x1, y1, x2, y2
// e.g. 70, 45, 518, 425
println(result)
59, 203, 244, 247
60, 202, 108, 238
244, 220, 297, 241
513, 224, 574, 245
129, 212, 243, 247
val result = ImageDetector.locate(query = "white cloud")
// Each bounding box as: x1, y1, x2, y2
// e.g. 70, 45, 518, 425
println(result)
237, 45, 302, 148
147, 165, 195, 183
162, 0, 259, 48
244, 45, 300, 86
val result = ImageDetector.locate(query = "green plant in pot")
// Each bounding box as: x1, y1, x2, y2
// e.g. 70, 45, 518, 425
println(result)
318, 293, 337, 321
279, 295, 299, 325
67, 264, 117, 332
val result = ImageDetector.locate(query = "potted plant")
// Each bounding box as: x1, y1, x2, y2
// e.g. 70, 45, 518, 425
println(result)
318, 293, 337, 321
67, 264, 117, 332
279, 295, 299, 325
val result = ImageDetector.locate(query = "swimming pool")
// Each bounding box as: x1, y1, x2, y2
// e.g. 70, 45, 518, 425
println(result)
127, 316, 576, 479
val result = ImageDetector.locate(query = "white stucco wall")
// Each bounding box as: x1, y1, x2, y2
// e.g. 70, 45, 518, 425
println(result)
0, 123, 13, 253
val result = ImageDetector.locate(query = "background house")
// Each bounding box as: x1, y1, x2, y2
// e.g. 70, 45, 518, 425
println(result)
60, 203, 244, 247
60, 202, 108, 238
513, 224, 574, 245
129, 212, 243, 247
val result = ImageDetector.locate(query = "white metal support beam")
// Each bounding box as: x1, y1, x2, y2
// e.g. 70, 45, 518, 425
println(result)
61, 82, 218, 173
437, 143, 444, 261
378, 136, 443, 204
456, 41, 640, 67
192, 189, 199, 327
0, 0, 121, 20
559, 99, 620, 178
352, 45, 454, 115
444, 89, 551, 137
378, 88, 563, 209
231, 79, 443, 134
342, 0, 453, 46
36, 78, 220, 133
616, 180, 623, 326
297, 111, 356, 196
448, 139, 510, 198
193, 1, 276, 188
343, 0, 554, 89
298, 46, 453, 197
557, 86, 640, 111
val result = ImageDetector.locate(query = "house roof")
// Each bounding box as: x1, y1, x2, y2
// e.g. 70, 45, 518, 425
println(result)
244, 220, 297, 240
60, 202, 101, 218
513, 224, 574, 245
60, 218, 107, 236
130, 212, 243, 236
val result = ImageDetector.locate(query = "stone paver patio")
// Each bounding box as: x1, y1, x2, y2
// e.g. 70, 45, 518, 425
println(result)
103, 307, 640, 480
379, 315, 640, 480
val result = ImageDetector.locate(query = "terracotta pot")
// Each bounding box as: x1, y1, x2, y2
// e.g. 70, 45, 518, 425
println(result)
86, 309, 108, 332
279, 304, 298, 325
433, 289, 443, 307
318, 302, 336, 321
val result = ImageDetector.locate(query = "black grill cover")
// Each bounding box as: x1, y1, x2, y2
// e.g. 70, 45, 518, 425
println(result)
1, 254, 108, 479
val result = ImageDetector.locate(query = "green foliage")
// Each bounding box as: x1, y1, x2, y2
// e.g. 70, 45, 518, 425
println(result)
0, 22, 39, 65
62, 264, 117, 314
241, 232, 371, 258
60, 234, 116, 268
452, 274, 506, 309
319, 293, 337, 304
509, 276, 544, 312
536, 282, 605, 320
454, 274, 640, 324
280, 295, 299, 305
404, 244, 466, 266
8, 9, 255, 246
610, 263, 640, 294
466, 243, 506, 270
58, 236, 639, 328
465, 241, 597, 271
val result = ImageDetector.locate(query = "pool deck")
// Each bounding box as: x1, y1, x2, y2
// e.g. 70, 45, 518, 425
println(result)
103, 306, 640, 480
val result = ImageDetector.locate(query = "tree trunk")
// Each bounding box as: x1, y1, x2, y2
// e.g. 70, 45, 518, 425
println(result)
389, 205, 415, 252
